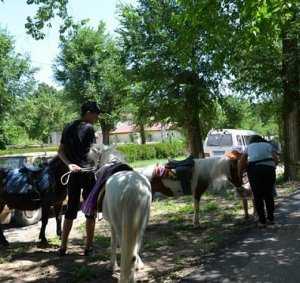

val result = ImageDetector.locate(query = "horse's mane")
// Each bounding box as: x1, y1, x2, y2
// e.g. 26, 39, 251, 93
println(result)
88, 143, 126, 166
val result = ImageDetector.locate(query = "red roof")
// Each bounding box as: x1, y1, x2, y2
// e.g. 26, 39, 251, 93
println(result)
109, 122, 171, 134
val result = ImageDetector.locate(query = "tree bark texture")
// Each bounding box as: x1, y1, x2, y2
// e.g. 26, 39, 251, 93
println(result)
282, 30, 300, 180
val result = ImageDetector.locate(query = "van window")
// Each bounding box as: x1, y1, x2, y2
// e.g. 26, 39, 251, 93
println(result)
237, 135, 243, 146
243, 135, 251, 145
207, 134, 233, 146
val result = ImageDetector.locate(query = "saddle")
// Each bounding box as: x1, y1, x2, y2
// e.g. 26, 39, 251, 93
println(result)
81, 162, 133, 216
20, 164, 44, 175
165, 155, 195, 169
4, 162, 53, 198
19, 164, 46, 187
164, 155, 195, 195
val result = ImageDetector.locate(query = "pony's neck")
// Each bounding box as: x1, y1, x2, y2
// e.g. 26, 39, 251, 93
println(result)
137, 165, 155, 181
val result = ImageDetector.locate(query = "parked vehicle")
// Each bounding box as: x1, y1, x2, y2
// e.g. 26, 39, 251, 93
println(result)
203, 129, 258, 158
0, 152, 57, 226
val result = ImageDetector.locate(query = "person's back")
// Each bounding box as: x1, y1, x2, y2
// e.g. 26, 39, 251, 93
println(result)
243, 135, 277, 228
247, 142, 276, 168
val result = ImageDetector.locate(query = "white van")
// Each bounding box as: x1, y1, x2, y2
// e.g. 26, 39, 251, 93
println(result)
204, 129, 258, 157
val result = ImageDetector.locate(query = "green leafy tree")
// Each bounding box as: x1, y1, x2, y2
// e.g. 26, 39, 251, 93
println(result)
226, 0, 300, 180
0, 28, 35, 148
55, 23, 128, 144
12, 83, 76, 143
118, 1, 234, 157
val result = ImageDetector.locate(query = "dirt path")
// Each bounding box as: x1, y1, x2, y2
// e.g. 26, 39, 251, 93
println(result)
182, 188, 300, 283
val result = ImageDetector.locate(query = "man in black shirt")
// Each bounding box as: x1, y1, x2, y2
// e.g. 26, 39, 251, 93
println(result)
58, 101, 100, 256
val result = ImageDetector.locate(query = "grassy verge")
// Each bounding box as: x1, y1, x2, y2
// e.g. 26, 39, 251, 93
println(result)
0, 146, 58, 156
129, 155, 186, 168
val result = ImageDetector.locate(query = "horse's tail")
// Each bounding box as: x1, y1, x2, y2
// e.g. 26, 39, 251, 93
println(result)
120, 173, 151, 283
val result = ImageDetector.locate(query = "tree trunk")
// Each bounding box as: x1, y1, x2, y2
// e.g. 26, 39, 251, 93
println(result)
184, 87, 205, 158
282, 30, 300, 180
186, 117, 204, 158
139, 123, 146, 144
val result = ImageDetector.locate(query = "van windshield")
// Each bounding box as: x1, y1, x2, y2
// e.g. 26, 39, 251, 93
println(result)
207, 134, 233, 146
243, 135, 251, 145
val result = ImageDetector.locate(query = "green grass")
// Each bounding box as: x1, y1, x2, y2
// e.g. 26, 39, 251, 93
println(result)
276, 174, 285, 185
48, 236, 61, 246
94, 234, 110, 247
0, 146, 58, 156
129, 155, 186, 168
0, 242, 36, 263
0, 145, 185, 168
70, 265, 98, 283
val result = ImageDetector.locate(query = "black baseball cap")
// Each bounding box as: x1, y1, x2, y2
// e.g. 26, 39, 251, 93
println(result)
81, 101, 101, 116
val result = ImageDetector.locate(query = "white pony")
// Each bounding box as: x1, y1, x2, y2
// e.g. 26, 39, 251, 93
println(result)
89, 144, 152, 283
138, 156, 243, 226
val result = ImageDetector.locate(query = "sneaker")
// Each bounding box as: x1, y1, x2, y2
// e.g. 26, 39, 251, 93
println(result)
267, 219, 275, 225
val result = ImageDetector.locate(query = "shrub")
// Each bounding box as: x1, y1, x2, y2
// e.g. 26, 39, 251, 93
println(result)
117, 140, 186, 162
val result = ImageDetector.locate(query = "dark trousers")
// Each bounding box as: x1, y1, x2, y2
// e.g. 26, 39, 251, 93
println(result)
65, 171, 95, 220
176, 166, 192, 195
247, 165, 276, 224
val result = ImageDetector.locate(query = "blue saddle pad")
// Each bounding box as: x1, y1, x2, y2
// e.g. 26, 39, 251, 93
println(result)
4, 167, 53, 195
5, 169, 33, 194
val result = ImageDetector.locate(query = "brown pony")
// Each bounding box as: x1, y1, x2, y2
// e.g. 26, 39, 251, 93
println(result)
139, 154, 244, 226
0, 156, 68, 247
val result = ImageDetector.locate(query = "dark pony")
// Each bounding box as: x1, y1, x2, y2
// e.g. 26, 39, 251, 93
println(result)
0, 156, 68, 247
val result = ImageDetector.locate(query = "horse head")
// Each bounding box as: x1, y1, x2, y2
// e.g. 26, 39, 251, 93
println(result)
150, 176, 175, 197
225, 151, 243, 188
88, 143, 125, 167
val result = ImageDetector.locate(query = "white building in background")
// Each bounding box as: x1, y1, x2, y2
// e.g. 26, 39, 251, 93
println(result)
96, 121, 182, 144
48, 132, 62, 145
49, 121, 182, 145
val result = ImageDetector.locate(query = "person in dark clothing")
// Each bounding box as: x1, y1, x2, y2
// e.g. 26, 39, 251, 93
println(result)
58, 101, 100, 256
241, 135, 278, 228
